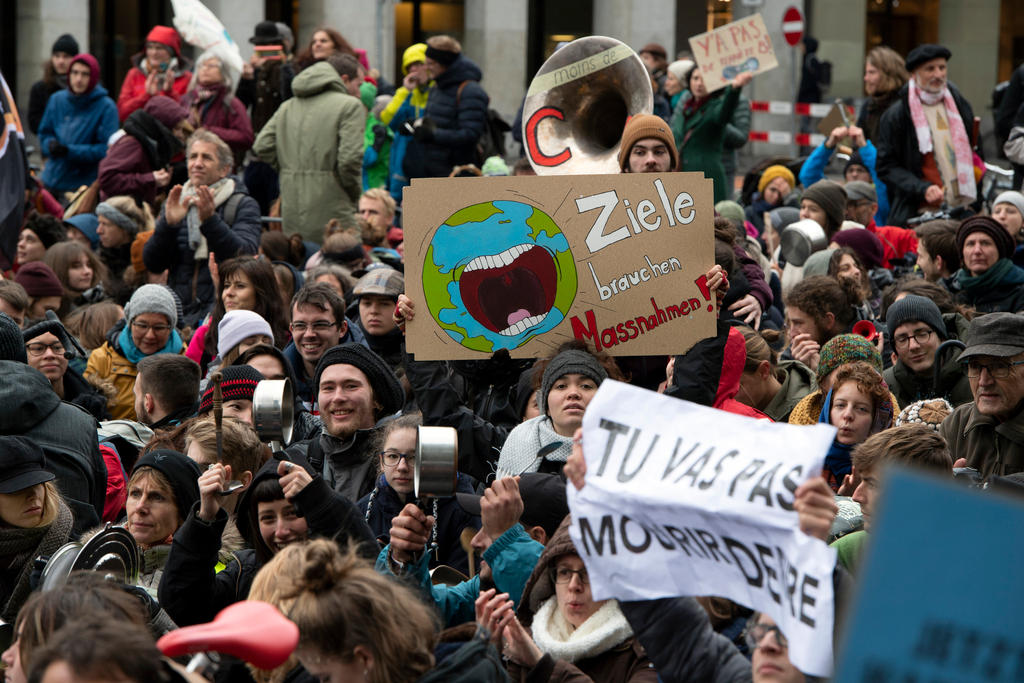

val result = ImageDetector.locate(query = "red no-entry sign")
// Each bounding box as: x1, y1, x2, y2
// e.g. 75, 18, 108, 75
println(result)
783, 6, 804, 47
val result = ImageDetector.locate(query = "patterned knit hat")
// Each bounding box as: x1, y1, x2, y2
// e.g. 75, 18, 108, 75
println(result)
199, 364, 264, 414
816, 333, 882, 385
895, 398, 953, 430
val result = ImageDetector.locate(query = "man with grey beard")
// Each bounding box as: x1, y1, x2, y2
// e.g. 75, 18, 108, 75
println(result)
876, 44, 977, 227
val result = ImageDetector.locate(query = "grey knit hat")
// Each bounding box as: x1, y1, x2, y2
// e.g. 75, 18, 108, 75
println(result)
124, 284, 178, 328
539, 350, 608, 415
0, 313, 27, 364
313, 343, 404, 418
885, 295, 947, 341
802, 180, 847, 234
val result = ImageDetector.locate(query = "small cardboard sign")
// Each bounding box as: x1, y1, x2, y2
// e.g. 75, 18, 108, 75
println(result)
835, 468, 1024, 682
688, 13, 778, 92
403, 173, 716, 360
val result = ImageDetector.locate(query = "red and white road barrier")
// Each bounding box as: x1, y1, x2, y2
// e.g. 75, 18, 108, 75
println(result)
747, 99, 842, 146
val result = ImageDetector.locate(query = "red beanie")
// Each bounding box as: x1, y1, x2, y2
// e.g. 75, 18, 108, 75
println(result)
15, 262, 64, 298
69, 54, 101, 94
146, 25, 182, 58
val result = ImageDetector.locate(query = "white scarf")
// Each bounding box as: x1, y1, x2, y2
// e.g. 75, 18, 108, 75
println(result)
907, 77, 976, 200
531, 596, 633, 663
495, 415, 572, 479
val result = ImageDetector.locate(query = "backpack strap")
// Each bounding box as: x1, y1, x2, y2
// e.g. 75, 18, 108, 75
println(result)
222, 192, 245, 227
456, 80, 470, 106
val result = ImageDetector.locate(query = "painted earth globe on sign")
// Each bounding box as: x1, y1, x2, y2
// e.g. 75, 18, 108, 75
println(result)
422, 200, 577, 353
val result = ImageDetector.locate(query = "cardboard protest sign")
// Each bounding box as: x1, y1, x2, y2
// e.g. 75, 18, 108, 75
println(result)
403, 174, 716, 360
836, 468, 1024, 682
568, 380, 837, 677
688, 14, 778, 92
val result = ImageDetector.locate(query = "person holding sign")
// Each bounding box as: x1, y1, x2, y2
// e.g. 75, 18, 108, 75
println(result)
475, 518, 657, 681
670, 69, 753, 203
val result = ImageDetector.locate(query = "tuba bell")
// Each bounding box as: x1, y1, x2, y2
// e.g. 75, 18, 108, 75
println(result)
522, 36, 654, 175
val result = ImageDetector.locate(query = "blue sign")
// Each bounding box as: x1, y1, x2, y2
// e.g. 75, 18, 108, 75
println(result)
836, 468, 1024, 682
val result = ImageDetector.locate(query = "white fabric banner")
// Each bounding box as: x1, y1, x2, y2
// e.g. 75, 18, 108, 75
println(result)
567, 380, 838, 677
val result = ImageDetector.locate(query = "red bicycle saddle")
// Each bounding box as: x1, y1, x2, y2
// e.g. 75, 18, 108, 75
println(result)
157, 601, 299, 670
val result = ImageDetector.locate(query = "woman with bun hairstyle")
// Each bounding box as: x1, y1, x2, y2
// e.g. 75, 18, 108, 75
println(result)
735, 326, 817, 422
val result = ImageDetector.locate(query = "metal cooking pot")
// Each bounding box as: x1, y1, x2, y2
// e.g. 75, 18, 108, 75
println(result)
252, 379, 294, 446
781, 219, 828, 266
415, 426, 458, 498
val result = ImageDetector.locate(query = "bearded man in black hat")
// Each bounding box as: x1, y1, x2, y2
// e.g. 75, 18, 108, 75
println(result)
876, 44, 977, 227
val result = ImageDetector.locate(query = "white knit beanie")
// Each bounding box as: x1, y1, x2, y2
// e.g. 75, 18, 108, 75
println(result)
125, 284, 178, 328
217, 309, 273, 358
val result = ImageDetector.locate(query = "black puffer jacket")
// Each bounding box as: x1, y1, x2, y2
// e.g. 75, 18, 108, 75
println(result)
0, 361, 106, 537
158, 455, 377, 626
420, 55, 489, 177
142, 176, 261, 327
875, 82, 976, 228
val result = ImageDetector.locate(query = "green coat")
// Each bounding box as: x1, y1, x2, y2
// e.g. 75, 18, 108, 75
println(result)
254, 62, 366, 243
670, 85, 741, 203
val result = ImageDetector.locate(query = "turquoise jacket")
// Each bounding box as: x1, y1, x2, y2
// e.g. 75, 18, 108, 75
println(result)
376, 523, 543, 627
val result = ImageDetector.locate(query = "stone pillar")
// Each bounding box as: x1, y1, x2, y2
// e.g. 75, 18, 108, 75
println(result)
939, 0, 1000, 117
464, 0, 528, 121
304, 0, 396, 82
593, 0, 676, 58
15, 0, 89, 142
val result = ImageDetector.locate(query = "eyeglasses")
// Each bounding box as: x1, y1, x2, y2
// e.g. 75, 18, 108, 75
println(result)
25, 342, 65, 357
745, 622, 788, 650
289, 321, 338, 333
552, 566, 589, 585
893, 329, 934, 349
962, 358, 1024, 379
380, 450, 415, 467
131, 321, 172, 334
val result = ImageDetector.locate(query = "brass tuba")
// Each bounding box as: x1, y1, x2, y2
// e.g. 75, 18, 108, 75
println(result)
522, 36, 654, 175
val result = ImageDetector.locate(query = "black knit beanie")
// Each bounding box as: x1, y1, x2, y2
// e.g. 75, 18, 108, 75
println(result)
0, 313, 27, 364
956, 215, 1015, 261
313, 343, 404, 418
23, 312, 85, 359
132, 449, 202, 516
801, 180, 847, 235
885, 295, 947, 341
52, 34, 79, 56
539, 350, 608, 415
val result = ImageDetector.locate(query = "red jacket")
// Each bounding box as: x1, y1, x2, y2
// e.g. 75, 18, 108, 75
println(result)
117, 59, 191, 121
714, 326, 773, 420
866, 219, 919, 269
99, 443, 127, 522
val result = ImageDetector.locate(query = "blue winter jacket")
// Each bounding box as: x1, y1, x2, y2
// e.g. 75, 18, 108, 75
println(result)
420, 55, 489, 178
376, 523, 543, 627
38, 85, 119, 193
798, 140, 890, 225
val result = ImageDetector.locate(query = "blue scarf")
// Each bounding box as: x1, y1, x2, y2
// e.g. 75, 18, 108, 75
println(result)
817, 387, 854, 482
117, 323, 183, 364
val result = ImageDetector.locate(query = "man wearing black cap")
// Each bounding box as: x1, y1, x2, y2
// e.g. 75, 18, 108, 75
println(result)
876, 44, 976, 227
940, 312, 1024, 479
0, 313, 107, 535
285, 343, 404, 501
237, 20, 295, 134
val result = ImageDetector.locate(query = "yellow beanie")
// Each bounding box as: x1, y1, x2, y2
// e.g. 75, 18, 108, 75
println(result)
758, 165, 796, 194
402, 43, 427, 75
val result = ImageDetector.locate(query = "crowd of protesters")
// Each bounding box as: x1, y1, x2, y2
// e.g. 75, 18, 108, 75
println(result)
1, 18, 1023, 683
